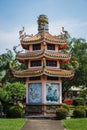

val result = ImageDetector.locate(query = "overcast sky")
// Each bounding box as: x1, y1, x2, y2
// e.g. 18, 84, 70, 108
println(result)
0, 0, 87, 54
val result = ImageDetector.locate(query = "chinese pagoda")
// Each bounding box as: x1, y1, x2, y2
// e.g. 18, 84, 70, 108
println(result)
12, 14, 74, 115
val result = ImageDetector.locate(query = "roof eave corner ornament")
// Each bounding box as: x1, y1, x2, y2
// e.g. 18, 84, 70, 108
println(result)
59, 27, 70, 40
13, 44, 23, 54
19, 26, 26, 40
68, 45, 74, 55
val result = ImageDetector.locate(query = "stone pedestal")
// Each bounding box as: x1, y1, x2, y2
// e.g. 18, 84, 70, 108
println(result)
25, 104, 62, 115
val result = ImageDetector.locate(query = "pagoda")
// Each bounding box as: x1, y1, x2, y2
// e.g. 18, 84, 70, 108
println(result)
12, 14, 74, 115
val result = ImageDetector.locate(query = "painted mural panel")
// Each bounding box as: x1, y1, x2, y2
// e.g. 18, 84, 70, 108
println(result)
46, 83, 60, 104
28, 83, 42, 104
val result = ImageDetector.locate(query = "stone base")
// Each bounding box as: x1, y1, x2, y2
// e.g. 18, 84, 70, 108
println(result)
25, 104, 62, 116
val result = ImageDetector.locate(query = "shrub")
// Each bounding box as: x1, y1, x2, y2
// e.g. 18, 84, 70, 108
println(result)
74, 106, 87, 117
6, 105, 24, 118
73, 98, 85, 106
62, 103, 70, 112
0, 102, 3, 112
85, 107, 87, 117
73, 107, 86, 118
75, 105, 86, 110
63, 98, 73, 105
56, 107, 68, 120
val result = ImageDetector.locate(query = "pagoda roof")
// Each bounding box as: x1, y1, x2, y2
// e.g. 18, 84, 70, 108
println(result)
16, 50, 71, 60
12, 67, 74, 78
21, 32, 66, 44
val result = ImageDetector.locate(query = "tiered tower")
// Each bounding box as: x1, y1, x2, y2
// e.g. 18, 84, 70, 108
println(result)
12, 15, 74, 115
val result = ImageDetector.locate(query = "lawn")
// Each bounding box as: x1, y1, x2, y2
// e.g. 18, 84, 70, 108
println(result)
62, 118, 87, 130
0, 118, 26, 130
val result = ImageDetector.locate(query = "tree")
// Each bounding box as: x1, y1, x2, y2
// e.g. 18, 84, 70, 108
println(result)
0, 49, 15, 85
71, 38, 87, 87
0, 49, 27, 86
62, 38, 87, 97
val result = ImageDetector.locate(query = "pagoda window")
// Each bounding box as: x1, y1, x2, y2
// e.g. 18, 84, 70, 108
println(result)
47, 76, 58, 80
46, 60, 57, 67
47, 44, 55, 50
33, 43, 41, 50
29, 76, 41, 80
30, 60, 41, 67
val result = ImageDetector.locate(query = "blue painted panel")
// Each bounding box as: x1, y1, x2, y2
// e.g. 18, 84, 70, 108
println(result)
46, 83, 60, 104
28, 83, 42, 104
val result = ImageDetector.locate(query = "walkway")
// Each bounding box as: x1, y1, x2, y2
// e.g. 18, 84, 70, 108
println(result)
21, 119, 65, 130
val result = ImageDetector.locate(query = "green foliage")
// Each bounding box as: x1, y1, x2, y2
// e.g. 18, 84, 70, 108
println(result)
0, 70, 6, 82
73, 107, 86, 118
56, 107, 68, 120
71, 38, 87, 87
62, 38, 87, 94
3, 82, 26, 104
73, 98, 85, 106
72, 106, 87, 118
0, 102, 3, 113
79, 88, 87, 99
0, 49, 15, 84
62, 103, 70, 112
85, 107, 87, 117
0, 82, 25, 114
75, 105, 86, 110
6, 105, 24, 118
0, 88, 10, 103
0, 49, 26, 85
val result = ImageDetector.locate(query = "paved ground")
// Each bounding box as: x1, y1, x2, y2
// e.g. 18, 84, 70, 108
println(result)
21, 119, 65, 130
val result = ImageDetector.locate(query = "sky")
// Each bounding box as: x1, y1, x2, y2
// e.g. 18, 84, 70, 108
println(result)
0, 0, 87, 54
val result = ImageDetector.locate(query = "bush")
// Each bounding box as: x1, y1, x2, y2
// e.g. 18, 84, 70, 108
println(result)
73, 107, 86, 118
73, 98, 85, 106
85, 107, 87, 117
75, 105, 86, 110
0, 102, 3, 112
62, 103, 70, 112
63, 98, 73, 105
56, 107, 68, 120
6, 105, 24, 118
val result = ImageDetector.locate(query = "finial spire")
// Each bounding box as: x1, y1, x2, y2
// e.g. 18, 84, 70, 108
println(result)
37, 14, 49, 33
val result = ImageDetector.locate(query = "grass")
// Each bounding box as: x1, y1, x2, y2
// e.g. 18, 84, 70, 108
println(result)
0, 118, 26, 130
62, 118, 87, 130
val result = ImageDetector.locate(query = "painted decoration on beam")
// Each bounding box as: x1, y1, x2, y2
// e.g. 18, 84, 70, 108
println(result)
46, 83, 60, 104
28, 83, 42, 104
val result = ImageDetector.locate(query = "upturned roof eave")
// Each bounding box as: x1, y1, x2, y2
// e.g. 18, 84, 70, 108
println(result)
21, 39, 66, 44
16, 50, 71, 60
12, 68, 74, 78
20, 32, 66, 45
